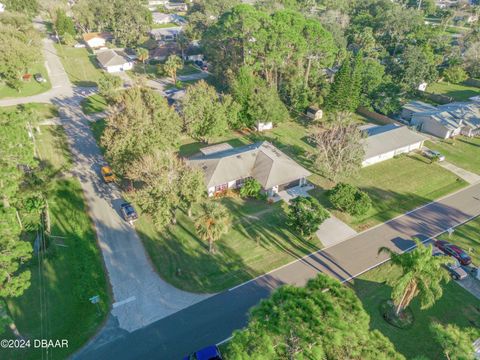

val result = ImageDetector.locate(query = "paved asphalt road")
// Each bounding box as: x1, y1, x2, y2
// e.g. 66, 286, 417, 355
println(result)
78, 182, 480, 360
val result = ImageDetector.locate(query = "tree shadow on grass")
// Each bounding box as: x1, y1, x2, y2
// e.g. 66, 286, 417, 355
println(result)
351, 275, 480, 360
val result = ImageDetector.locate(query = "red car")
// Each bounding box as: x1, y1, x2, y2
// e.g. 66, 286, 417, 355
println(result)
434, 240, 472, 266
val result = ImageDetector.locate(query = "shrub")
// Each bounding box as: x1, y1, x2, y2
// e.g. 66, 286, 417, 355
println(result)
443, 66, 468, 84
328, 183, 372, 216
239, 178, 262, 199
287, 196, 330, 237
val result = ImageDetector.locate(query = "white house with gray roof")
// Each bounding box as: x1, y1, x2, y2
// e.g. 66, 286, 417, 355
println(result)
361, 124, 427, 167
188, 141, 311, 197
96, 49, 134, 73
403, 100, 480, 139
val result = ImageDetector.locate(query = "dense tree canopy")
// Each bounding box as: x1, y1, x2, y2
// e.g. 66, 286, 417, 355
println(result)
72, 0, 151, 46
0, 12, 41, 90
225, 274, 404, 359
101, 87, 181, 177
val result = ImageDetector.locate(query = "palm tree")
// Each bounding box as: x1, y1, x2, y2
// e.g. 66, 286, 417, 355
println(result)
164, 55, 183, 84
195, 201, 231, 253
378, 239, 452, 316
136, 48, 149, 73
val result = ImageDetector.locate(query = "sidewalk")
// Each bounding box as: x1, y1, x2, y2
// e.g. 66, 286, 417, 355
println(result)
439, 161, 480, 184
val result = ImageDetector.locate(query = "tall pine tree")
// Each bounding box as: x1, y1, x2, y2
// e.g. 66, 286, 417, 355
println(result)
325, 52, 364, 112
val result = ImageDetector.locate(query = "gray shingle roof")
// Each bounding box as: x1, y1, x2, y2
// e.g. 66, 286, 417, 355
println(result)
363, 125, 427, 160
403, 101, 437, 114
188, 141, 311, 189
96, 49, 131, 68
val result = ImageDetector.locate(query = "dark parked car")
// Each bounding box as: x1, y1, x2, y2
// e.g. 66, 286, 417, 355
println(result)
434, 240, 472, 266
120, 203, 138, 224
34, 73, 46, 83
184, 345, 222, 360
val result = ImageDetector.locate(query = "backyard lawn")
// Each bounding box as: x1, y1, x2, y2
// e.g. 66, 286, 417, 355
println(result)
54, 44, 103, 87
353, 263, 480, 359
427, 81, 480, 101
3, 119, 110, 360
427, 137, 480, 175
0, 62, 51, 99
137, 197, 323, 293
438, 215, 480, 265
81, 94, 108, 114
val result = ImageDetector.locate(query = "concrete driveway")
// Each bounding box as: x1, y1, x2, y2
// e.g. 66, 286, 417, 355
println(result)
439, 161, 480, 184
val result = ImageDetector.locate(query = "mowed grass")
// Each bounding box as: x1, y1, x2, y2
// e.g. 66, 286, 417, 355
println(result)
311, 154, 467, 231
81, 94, 108, 115
36, 126, 72, 171
136, 197, 322, 293
0, 62, 52, 99
0, 103, 58, 119
54, 44, 103, 87
427, 137, 480, 175
181, 121, 467, 231
3, 123, 110, 360
427, 81, 480, 101
438, 215, 480, 265
353, 263, 480, 359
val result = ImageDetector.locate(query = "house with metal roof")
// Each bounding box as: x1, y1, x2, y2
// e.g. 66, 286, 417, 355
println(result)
96, 49, 134, 73
188, 141, 311, 197
361, 124, 427, 167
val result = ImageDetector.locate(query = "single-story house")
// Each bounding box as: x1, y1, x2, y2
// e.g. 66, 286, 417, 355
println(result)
83, 32, 113, 49
401, 101, 437, 121
408, 101, 480, 139
361, 124, 427, 167
149, 44, 178, 61
96, 49, 134, 73
183, 45, 203, 62
152, 12, 175, 24
165, 2, 188, 11
150, 27, 182, 41
188, 141, 311, 197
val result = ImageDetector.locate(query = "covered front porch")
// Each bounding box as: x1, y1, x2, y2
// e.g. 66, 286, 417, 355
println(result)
269, 183, 315, 203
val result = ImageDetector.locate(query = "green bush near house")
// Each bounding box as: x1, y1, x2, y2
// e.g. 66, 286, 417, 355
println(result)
328, 183, 372, 216
239, 178, 263, 199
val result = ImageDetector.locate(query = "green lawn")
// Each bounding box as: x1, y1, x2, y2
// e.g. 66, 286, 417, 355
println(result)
0, 62, 52, 99
180, 122, 467, 231
353, 263, 480, 360
81, 94, 108, 115
1, 103, 58, 119
427, 137, 480, 175
3, 121, 110, 359
178, 64, 201, 76
89, 119, 106, 150
137, 197, 323, 293
36, 126, 72, 171
438, 216, 480, 265
427, 81, 480, 101
310, 154, 467, 231
54, 44, 103, 87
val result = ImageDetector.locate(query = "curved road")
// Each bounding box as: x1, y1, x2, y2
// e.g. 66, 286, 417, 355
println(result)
1, 32, 210, 337
76, 182, 480, 359
3, 23, 480, 360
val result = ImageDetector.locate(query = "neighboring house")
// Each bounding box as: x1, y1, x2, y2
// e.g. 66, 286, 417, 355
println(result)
183, 45, 203, 62
165, 2, 188, 11
188, 141, 311, 197
361, 124, 427, 167
150, 44, 178, 61
150, 27, 182, 41
83, 32, 112, 49
405, 101, 480, 139
96, 49, 134, 73
152, 12, 175, 24
401, 101, 437, 121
